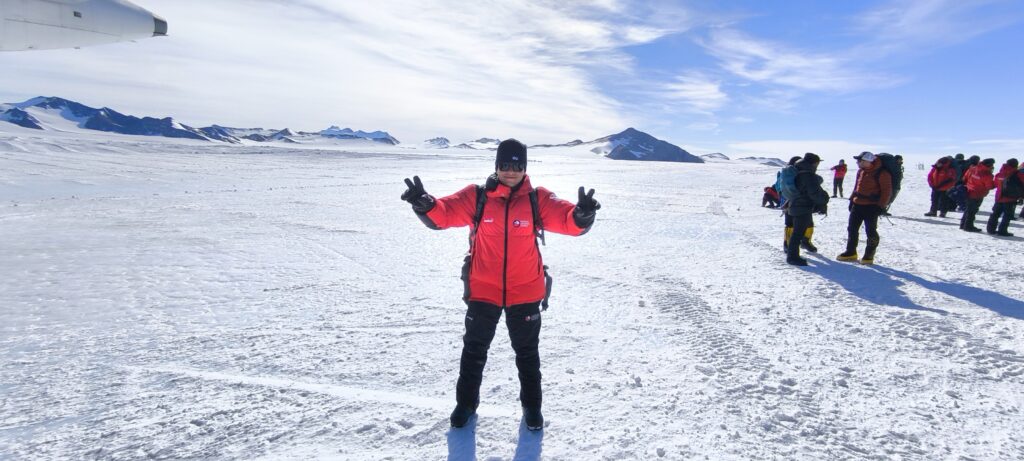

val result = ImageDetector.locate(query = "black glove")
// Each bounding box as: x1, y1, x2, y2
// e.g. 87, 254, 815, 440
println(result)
815, 204, 828, 216
573, 187, 600, 228
401, 176, 435, 213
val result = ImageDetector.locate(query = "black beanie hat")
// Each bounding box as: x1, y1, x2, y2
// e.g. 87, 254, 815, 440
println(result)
496, 139, 527, 171
981, 158, 995, 167
802, 152, 821, 164
1008, 158, 1019, 168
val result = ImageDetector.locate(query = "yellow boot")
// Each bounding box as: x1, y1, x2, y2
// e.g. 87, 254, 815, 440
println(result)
783, 227, 793, 252
801, 227, 818, 252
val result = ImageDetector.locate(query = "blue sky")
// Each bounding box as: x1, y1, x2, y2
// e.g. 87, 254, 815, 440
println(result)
1, 0, 1022, 158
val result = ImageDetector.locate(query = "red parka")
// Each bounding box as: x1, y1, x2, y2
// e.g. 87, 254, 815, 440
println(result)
425, 175, 585, 307
830, 163, 847, 179
964, 163, 995, 200
994, 164, 1024, 203
927, 159, 957, 191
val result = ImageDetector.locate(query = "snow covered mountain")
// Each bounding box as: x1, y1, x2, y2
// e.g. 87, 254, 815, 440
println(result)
701, 152, 730, 161
739, 156, 788, 167
423, 137, 450, 149
1, 96, 210, 140
454, 138, 501, 149
319, 126, 399, 145
586, 127, 703, 163
0, 97, 401, 146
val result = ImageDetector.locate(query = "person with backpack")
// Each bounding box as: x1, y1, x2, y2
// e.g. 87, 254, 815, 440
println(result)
778, 155, 818, 254
783, 153, 830, 266
401, 139, 599, 431
987, 158, 1023, 236
830, 159, 848, 198
762, 185, 781, 208
925, 156, 957, 217
879, 154, 904, 216
838, 152, 892, 265
960, 158, 996, 232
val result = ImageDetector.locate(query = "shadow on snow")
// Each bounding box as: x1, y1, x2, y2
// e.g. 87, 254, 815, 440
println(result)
870, 266, 1024, 321
446, 415, 544, 461
801, 255, 948, 315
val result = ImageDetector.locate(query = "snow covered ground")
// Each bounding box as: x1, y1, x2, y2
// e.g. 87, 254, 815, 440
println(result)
1, 131, 1022, 460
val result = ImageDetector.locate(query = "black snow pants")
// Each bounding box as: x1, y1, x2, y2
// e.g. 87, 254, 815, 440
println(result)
456, 300, 542, 409
988, 202, 1017, 234
833, 177, 845, 197
928, 188, 952, 216
846, 204, 881, 253
960, 198, 984, 230
787, 213, 814, 259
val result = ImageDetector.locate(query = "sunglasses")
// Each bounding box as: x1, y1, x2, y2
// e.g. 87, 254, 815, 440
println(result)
499, 162, 525, 172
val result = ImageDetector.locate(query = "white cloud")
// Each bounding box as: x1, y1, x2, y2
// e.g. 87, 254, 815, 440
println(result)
702, 29, 904, 93
661, 73, 729, 113
852, 0, 1022, 57
0, 0, 689, 144
728, 140, 886, 160
685, 121, 720, 132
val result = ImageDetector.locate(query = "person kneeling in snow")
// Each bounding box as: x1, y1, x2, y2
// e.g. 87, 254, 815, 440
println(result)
401, 139, 599, 432
763, 185, 780, 208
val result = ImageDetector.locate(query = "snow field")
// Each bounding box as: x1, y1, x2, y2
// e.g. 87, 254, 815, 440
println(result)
1, 136, 1022, 460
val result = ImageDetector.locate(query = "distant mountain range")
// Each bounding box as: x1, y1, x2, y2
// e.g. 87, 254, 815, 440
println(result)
1, 97, 713, 163
0, 96, 400, 145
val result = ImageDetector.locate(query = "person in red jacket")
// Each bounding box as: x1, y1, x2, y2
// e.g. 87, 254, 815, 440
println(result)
762, 185, 780, 208
402, 139, 599, 431
925, 156, 957, 217
987, 158, 1022, 236
960, 158, 996, 232
830, 159, 848, 198
838, 152, 891, 265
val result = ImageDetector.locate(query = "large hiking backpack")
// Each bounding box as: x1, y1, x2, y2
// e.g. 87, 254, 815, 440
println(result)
875, 153, 903, 206
1003, 171, 1024, 200
463, 184, 553, 309
778, 165, 799, 202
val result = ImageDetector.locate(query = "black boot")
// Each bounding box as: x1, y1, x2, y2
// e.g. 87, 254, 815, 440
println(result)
450, 403, 477, 428
523, 406, 544, 431
861, 237, 879, 265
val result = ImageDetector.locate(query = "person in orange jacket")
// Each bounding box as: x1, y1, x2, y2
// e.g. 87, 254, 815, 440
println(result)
960, 158, 996, 232
402, 139, 599, 431
925, 156, 957, 217
830, 159, 848, 198
987, 158, 1022, 236
838, 152, 891, 265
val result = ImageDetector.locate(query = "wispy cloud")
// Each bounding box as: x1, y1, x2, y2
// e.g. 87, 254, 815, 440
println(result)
852, 0, 1024, 57
661, 73, 729, 114
702, 29, 904, 93
0, 0, 690, 144
728, 140, 886, 160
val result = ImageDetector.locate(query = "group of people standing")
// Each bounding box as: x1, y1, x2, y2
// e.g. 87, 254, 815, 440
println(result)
925, 154, 1024, 236
772, 151, 896, 266
770, 150, 1021, 267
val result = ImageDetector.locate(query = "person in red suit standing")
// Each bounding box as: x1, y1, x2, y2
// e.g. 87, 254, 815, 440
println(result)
830, 159, 848, 198
925, 156, 957, 217
988, 158, 1023, 236
402, 139, 600, 431
961, 158, 996, 232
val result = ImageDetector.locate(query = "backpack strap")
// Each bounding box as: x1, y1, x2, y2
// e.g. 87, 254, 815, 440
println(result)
528, 189, 545, 246
528, 189, 552, 310
469, 185, 487, 248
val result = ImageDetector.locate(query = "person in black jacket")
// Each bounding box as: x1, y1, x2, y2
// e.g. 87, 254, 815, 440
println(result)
785, 153, 830, 266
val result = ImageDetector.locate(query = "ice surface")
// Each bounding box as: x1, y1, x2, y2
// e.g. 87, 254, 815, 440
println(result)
1, 131, 1022, 460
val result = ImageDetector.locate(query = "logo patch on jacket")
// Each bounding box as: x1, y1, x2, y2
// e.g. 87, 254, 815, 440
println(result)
483, 218, 494, 223
512, 219, 531, 228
